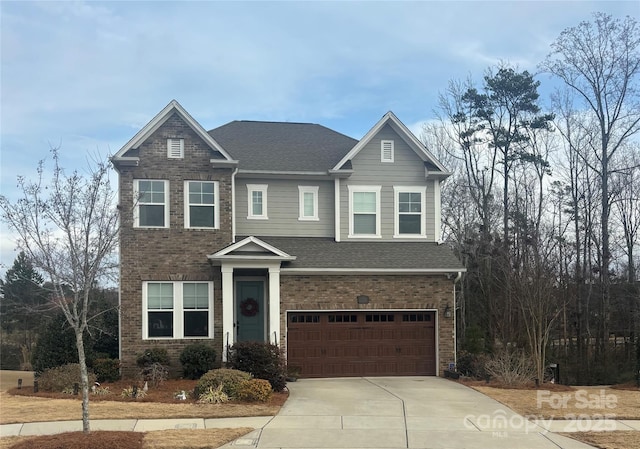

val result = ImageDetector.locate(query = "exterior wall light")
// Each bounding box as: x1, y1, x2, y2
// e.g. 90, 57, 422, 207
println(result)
444, 304, 452, 318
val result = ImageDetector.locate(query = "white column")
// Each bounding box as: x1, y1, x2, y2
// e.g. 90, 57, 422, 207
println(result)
433, 179, 442, 242
268, 266, 281, 346
221, 265, 234, 362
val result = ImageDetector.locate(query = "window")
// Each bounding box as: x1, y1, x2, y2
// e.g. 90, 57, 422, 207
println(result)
381, 140, 394, 162
247, 184, 268, 219
298, 186, 319, 221
134, 180, 169, 228
348, 185, 381, 238
143, 281, 213, 339
185, 181, 218, 229
394, 186, 426, 238
167, 138, 184, 159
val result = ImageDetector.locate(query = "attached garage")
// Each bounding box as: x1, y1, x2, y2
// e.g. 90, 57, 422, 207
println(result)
287, 310, 436, 378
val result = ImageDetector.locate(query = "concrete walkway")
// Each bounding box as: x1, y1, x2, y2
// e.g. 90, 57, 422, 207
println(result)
2, 377, 638, 448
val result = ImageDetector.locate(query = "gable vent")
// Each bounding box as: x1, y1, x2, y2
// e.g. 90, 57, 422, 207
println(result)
381, 140, 394, 162
167, 138, 184, 159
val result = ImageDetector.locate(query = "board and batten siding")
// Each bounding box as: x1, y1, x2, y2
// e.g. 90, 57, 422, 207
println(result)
339, 124, 437, 241
236, 178, 334, 237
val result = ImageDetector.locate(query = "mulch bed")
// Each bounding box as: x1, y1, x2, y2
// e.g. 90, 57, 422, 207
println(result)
9, 431, 143, 449
8, 379, 288, 406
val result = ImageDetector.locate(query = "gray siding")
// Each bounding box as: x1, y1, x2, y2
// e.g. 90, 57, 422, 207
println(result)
236, 179, 334, 237
339, 124, 437, 241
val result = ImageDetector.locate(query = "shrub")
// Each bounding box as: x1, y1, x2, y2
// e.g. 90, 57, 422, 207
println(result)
485, 348, 535, 386
136, 348, 170, 367
140, 362, 168, 387
456, 351, 489, 379
229, 342, 287, 392
121, 385, 146, 399
93, 358, 121, 383
237, 378, 272, 402
196, 368, 251, 399
180, 344, 217, 380
197, 384, 229, 404
37, 363, 97, 392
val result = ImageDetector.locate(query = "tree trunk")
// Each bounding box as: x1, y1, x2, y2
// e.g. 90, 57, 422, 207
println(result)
75, 329, 91, 433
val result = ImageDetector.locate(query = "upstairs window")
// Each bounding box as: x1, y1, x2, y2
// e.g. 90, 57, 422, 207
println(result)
167, 138, 184, 159
348, 185, 381, 238
298, 186, 319, 221
394, 186, 426, 237
247, 184, 268, 219
185, 181, 218, 229
381, 140, 394, 162
134, 180, 169, 228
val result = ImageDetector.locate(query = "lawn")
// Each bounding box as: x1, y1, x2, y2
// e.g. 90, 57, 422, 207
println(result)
468, 381, 640, 449
0, 370, 285, 449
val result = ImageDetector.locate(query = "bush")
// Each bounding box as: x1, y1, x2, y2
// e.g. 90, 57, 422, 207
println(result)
237, 378, 272, 402
136, 348, 170, 367
140, 362, 169, 387
456, 351, 489, 379
37, 363, 97, 392
196, 368, 251, 399
93, 358, 121, 383
228, 342, 287, 392
197, 385, 229, 404
180, 344, 217, 380
485, 348, 535, 386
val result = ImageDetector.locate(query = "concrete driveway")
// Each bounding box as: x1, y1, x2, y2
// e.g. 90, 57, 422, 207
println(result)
224, 377, 595, 449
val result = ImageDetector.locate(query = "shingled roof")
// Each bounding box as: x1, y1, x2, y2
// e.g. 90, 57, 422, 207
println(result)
252, 237, 464, 271
208, 121, 357, 172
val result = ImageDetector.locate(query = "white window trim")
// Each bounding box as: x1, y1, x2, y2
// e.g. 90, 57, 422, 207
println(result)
381, 140, 394, 163
184, 180, 220, 229
167, 138, 184, 159
133, 179, 169, 229
142, 281, 214, 340
247, 184, 268, 220
393, 186, 427, 238
348, 185, 382, 238
298, 186, 319, 221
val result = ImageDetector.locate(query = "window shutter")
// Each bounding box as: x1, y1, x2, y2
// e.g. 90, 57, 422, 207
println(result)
381, 140, 394, 162
167, 139, 184, 159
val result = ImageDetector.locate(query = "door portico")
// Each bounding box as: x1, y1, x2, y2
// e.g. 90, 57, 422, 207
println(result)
209, 236, 295, 361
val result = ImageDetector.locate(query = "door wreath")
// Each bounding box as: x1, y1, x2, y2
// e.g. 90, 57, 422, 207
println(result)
240, 298, 259, 317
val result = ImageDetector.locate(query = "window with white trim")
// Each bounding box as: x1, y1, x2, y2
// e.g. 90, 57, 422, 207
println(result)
381, 140, 394, 162
298, 186, 319, 221
348, 185, 381, 237
143, 281, 213, 339
394, 186, 426, 237
167, 138, 184, 159
134, 180, 169, 228
247, 184, 268, 219
185, 181, 218, 229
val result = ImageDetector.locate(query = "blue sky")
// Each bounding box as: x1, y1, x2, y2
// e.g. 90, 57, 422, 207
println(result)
1, 0, 638, 274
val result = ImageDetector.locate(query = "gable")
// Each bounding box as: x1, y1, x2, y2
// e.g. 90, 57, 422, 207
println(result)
208, 236, 296, 262
332, 111, 449, 177
111, 100, 237, 167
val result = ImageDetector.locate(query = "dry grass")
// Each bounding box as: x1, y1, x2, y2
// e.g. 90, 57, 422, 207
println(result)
0, 372, 33, 392
471, 384, 640, 419
561, 431, 640, 449
143, 428, 253, 448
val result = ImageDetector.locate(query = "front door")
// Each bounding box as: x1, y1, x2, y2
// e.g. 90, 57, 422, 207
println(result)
236, 280, 265, 342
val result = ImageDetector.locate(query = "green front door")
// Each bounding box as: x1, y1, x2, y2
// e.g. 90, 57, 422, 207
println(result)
236, 280, 265, 342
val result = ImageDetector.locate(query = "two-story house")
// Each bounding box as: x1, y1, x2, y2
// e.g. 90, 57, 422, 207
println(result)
112, 100, 464, 378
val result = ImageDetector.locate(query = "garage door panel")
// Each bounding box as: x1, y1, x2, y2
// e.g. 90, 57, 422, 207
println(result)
287, 311, 436, 378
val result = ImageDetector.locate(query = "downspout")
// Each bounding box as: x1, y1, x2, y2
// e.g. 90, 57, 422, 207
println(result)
334, 177, 341, 242
231, 167, 238, 243
453, 271, 462, 368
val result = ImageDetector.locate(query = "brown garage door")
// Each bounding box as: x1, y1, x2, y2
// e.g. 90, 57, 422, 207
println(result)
287, 311, 436, 378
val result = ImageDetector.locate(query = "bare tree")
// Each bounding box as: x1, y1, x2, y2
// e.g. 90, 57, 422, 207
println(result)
0, 149, 119, 433
542, 12, 640, 353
